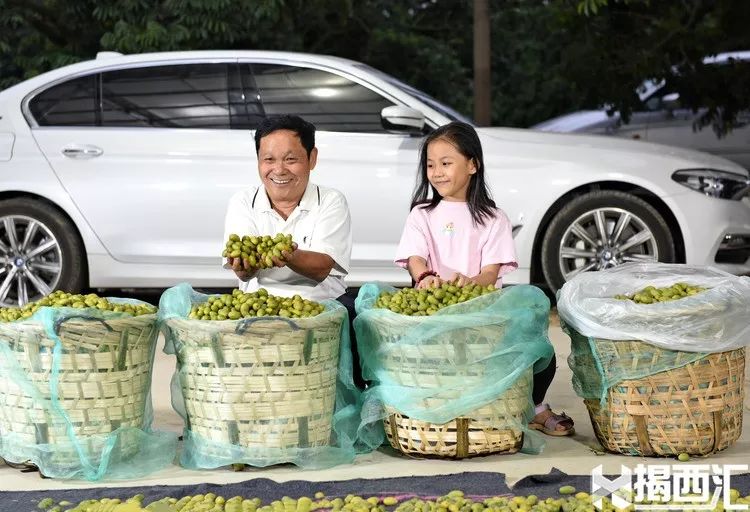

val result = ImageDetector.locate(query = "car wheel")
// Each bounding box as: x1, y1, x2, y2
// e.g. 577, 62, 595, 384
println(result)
0, 198, 85, 306
540, 190, 675, 293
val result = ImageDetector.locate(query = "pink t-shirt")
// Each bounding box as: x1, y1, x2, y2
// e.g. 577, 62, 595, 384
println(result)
395, 201, 518, 286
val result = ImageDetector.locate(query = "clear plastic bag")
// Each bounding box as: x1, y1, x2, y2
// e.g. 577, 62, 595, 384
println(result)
557, 263, 750, 352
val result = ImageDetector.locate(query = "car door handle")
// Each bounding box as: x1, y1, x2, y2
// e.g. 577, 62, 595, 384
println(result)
61, 145, 103, 159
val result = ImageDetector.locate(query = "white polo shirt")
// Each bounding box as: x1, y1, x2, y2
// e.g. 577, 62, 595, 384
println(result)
223, 181, 352, 301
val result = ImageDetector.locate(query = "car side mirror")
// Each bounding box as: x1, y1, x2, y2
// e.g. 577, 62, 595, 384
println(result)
661, 92, 681, 110
381, 106, 425, 133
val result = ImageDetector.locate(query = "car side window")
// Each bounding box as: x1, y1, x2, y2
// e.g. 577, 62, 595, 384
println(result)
232, 64, 265, 130
100, 63, 262, 129
29, 74, 98, 126
249, 63, 395, 132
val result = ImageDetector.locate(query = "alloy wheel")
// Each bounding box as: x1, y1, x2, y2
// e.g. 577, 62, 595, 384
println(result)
558, 207, 659, 281
0, 215, 63, 307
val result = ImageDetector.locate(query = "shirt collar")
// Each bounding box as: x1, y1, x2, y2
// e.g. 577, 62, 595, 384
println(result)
255, 181, 319, 213
298, 181, 319, 211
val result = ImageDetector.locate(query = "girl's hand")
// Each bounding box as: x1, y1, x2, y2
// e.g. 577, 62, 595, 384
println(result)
449, 273, 472, 287
417, 274, 442, 289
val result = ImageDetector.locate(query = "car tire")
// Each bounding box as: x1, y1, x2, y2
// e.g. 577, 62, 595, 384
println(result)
540, 190, 675, 293
0, 197, 85, 306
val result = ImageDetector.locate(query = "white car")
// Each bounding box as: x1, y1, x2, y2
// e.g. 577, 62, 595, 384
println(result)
0, 50, 749, 306
533, 51, 750, 170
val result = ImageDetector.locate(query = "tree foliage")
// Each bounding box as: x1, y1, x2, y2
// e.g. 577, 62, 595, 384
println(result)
563, 0, 750, 136
1, 0, 748, 135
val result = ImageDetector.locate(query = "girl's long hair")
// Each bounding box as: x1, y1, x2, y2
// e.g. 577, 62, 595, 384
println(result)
410, 121, 496, 225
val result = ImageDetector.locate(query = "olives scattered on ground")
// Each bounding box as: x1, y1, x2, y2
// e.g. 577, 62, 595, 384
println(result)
223, 233, 294, 269
35, 488, 750, 512
614, 283, 707, 304
189, 288, 325, 321
375, 282, 497, 316
0, 291, 156, 322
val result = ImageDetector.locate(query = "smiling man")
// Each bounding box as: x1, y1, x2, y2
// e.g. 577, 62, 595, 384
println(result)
223, 115, 352, 301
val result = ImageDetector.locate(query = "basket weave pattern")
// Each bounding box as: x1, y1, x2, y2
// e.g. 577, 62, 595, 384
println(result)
0, 315, 158, 464
384, 370, 531, 458
370, 315, 531, 458
581, 339, 745, 456
165, 312, 343, 452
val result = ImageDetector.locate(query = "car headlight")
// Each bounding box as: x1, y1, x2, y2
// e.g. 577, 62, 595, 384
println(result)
672, 169, 750, 200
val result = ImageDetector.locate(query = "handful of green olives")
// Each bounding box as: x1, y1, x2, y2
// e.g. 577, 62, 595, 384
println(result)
614, 282, 708, 304
189, 288, 325, 320
0, 290, 157, 322
223, 233, 294, 269
375, 282, 497, 316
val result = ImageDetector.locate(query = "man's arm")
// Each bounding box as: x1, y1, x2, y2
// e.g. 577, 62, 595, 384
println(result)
298, 190, 352, 281
284, 249, 335, 283
256, 188, 350, 283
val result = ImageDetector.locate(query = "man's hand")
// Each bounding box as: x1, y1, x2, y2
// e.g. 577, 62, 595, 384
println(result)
226, 256, 257, 282
271, 242, 298, 268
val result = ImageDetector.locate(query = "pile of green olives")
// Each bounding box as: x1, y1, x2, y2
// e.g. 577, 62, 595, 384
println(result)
375, 282, 497, 316
189, 288, 324, 321
35, 486, 750, 512
614, 282, 707, 304
0, 290, 156, 322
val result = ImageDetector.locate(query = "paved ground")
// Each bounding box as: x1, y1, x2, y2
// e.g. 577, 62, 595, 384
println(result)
1, 310, 748, 491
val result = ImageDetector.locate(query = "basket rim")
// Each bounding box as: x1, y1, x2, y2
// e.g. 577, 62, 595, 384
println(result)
0, 312, 158, 328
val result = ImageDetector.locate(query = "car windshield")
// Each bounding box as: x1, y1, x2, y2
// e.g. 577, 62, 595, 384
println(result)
355, 63, 474, 125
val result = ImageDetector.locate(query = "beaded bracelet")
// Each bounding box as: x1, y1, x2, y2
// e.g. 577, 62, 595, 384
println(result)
416, 270, 438, 284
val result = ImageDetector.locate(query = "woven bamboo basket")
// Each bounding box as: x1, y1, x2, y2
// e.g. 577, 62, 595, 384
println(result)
164, 308, 344, 455
383, 369, 532, 458
0, 313, 158, 467
370, 313, 532, 458
571, 331, 745, 456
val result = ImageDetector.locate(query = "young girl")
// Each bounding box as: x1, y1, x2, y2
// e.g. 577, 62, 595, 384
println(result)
394, 121, 574, 436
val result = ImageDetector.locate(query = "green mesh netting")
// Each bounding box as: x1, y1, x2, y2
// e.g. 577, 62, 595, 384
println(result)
0, 299, 177, 480
158, 283, 369, 470
353, 283, 555, 455
563, 322, 708, 405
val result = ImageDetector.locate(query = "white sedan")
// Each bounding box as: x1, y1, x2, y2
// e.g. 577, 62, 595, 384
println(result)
0, 50, 748, 306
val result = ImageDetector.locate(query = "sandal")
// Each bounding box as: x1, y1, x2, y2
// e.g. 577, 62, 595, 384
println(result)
529, 403, 575, 437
